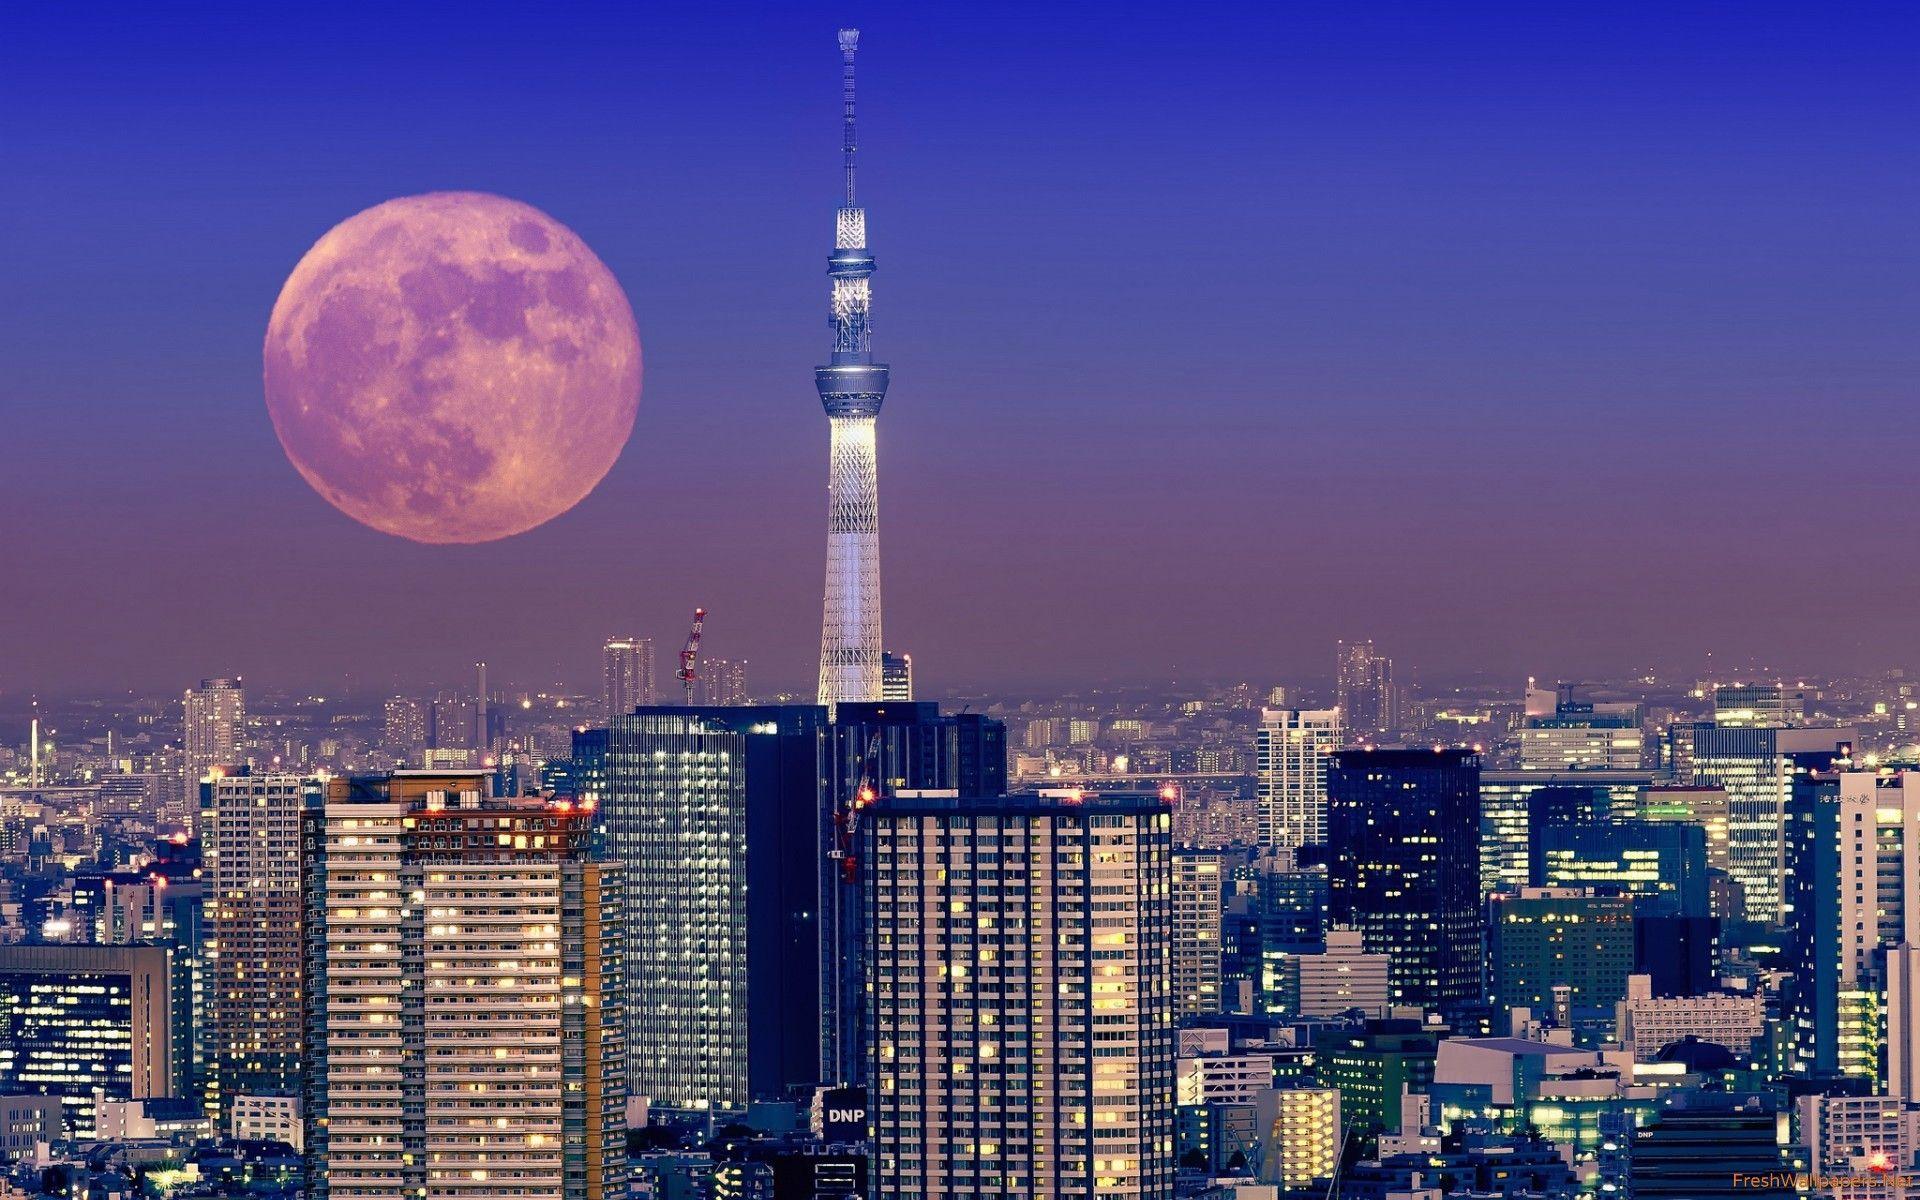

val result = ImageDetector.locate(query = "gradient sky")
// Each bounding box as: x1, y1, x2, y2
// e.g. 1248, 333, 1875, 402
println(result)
3, 1, 1917, 698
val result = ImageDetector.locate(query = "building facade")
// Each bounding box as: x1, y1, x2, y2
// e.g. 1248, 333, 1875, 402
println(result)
1327, 749, 1482, 1011
1255, 708, 1341, 850
864, 791, 1176, 1198
0, 944, 172, 1136
301, 771, 625, 1200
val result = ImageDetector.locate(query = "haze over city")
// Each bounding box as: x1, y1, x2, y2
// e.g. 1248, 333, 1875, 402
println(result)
5, 1, 1918, 697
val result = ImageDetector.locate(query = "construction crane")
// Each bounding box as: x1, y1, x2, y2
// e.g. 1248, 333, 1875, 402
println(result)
677, 608, 706, 704
828, 730, 883, 884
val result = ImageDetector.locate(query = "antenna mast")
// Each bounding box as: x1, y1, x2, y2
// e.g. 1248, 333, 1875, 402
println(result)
839, 28, 859, 206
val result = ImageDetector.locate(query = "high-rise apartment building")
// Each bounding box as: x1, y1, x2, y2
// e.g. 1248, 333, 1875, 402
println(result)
1173, 850, 1224, 1017
97, 873, 207, 1104
819, 701, 1009, 1086
1255, 708, 1341, 849
602, 636, 655, 718
1327, 749, 1482, 1012
381, 696, 428, 755
880, 651, 912, 701
301, 772, 625, 1200
183, 677, 245, 787
0, 944, 172, 1136
1335, 641, 1397, 741
201, 769, 306, 1122
698, 656, 750, 706
864, 791, 1176, 1199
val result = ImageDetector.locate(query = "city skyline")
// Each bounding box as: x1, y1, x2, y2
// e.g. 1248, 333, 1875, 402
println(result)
6, 3, 1918, 695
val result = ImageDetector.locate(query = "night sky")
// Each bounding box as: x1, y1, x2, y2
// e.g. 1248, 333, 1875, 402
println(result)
4, 1, 1916, 698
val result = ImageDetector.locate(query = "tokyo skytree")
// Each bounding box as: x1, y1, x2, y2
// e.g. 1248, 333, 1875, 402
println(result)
815, 28, 889, 707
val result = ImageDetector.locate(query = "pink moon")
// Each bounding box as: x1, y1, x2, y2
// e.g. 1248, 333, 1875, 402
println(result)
263, 192, 642, 544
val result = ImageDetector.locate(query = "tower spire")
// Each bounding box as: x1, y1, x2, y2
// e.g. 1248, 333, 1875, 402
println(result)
840, 28, 859, 207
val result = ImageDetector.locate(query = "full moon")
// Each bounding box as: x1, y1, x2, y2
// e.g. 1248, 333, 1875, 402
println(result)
263, 192, 641, 544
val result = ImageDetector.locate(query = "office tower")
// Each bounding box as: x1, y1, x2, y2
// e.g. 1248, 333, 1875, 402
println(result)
1173, 850, 1224, 1017
1712, 683, 1802, 727
1786, 767, 1920, 1082
602, 635, 655, 718
1327, 748, 1482, 1011
1488, 887, 1638, 1021
1629, 1094, 1788, 1198
1312, 1018, 1440, 1136
1518, 686, 1645, 770
1335, 640, 1397, 740
0, 944, 172, 1136
820, 700, 1009, 1085
815, 28, 889, 707
1634, 916, 1720, 998
879, 650, 912, 701
382, 696, 428, 753
1477, 769, 1654, 896
1253, 850, 1329, 1013
1280, 928, 1391, 1018
1537, 821, 1710, 918
1637, 785, 1732, 873
183, 676, 245, 785
302, 772, 625, 1200
201, 769, 305, 1122
98, 873, 207, 1104
863, 791, 1176, 1199
601, 705, 828, 1112
1686, 723, 1854, 926
1255, 707, 1341, 849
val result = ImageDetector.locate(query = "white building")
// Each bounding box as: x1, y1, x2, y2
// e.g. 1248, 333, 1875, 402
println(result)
1255, 709, 1341, 849
1177, 1054, 1276, 1106
1255, 1087, 1340, 1189
1283, 928, 1391, 1018
1797, 1095, 1920, 1200
230, 1094, 302, 1152
182, 677, 245, 790
1615, 975, 1766, 1060
864, 791, 1176, 1199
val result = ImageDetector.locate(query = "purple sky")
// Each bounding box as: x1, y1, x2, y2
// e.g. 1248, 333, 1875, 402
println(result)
3, 2, 1917, 698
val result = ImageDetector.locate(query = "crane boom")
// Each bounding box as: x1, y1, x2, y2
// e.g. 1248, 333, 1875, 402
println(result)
678, 608, 706, 704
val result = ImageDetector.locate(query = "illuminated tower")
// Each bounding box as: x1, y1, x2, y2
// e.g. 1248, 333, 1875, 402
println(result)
816, 28, 889, 707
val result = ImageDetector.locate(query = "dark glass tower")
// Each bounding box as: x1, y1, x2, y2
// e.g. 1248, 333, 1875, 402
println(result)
1326, 748, 1482, 1012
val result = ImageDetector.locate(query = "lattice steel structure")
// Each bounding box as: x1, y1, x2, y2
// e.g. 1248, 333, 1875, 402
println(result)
816, 28, 889, 707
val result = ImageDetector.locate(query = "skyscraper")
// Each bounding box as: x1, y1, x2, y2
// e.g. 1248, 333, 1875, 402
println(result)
301, 772, 625, 1200
600, 705, 828, 1112
820, 701, 1008, 1085
183, 676, 245, 786
1688, 723, 1854, 926
201, 768, 306, 1123
815, 29, 889, 707
863, 791, 1176, 1198
1326, 748, 1482, 1012
0, 944, 173, 1137
602, 635, 655, 718
1173, 850, 1225, 1017
1335, 640, 1397, 741
1255, 707, 1342, 849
